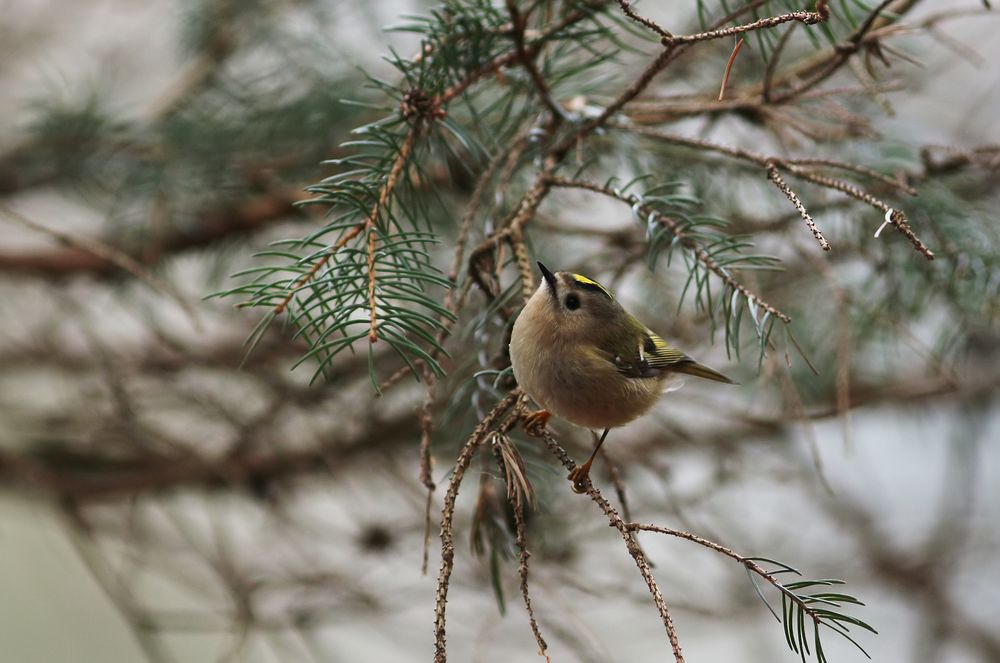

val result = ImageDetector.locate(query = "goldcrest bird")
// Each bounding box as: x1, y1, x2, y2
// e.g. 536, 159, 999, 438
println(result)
509, 262, 734, 491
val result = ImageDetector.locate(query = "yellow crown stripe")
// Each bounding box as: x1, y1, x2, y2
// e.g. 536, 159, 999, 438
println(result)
570, 273, 613, 298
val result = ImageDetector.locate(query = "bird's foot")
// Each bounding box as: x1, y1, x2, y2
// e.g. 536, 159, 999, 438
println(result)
567, 461, 593, 494
522, 409, 550, 437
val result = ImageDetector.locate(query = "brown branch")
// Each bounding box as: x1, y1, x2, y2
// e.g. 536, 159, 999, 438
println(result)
625, 522, 844, 634
612, 123, 933, 258
559, 45, 676, 157
762, 22, 798, 103
506, 0, 565, 121
418, 365, 438, 575
375, 133, 531, 393
766, 164, 831, 251
544, 175, 792, 324
616, 0, 672, 39
434, 391, 521, 663
539, 432, 685, 663
0, 188, 303, 276
0, 408, 419, 502
491, 434, 548, 661
468, 172, 554, 305
0, 204, 203, 327
785, 157, 916, 195
801, 170, 934, 259
435, 2, 610, 106
769, 0, 905, 103
667, 4, 828, 45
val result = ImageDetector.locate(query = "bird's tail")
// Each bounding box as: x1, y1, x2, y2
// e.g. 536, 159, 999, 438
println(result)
673, 360, 736, 384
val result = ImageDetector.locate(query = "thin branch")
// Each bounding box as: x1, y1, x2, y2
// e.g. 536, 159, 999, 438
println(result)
612, 122, 933, 258
766, 164, 831, 251
435, 2, 610, 106
539, 432, 685, 663
770, 0, 904, 103
785, 157, 916, 195
626, 522, 871, 648
762, 23, 798, 103
0, 204, 203, 328
544, 175, 792, 324
491, 434, 549, 661
0, 189, 304, 276
376, 133, 531, 394
616, 0, 673, 39
468, 171, 554, 305
506, 0, 566, 121
666, 4, 828, 45
367, 227, 379, 343
433, 392, 521, 663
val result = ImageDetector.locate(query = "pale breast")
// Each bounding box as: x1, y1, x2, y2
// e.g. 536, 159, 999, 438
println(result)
510, 299, 663, 430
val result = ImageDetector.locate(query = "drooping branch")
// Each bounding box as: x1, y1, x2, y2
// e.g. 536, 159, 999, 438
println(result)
766, 165, 831, 251
543, 175, 792, 324
539, 431, 686, 663
0, 188, 305, 276
611, 122, 933, 258
433, 391, 521, 663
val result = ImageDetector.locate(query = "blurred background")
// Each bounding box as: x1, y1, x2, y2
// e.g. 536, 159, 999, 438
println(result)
1, 1, 998, 662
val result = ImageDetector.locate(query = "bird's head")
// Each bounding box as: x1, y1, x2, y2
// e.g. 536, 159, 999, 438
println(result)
533, 262, 625, 341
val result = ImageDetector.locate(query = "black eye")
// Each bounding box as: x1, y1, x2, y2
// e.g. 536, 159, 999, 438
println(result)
564, 294, 580, 310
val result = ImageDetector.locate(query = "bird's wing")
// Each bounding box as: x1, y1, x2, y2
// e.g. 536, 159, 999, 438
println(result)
612, 330, 688, 379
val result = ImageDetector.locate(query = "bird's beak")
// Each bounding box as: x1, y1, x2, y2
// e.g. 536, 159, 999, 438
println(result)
537, 262, 557, 293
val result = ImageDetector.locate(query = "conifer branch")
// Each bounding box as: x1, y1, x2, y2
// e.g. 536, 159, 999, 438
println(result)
273, 125, 419, 317
539, 431, 685, 663
665, 4, 829, 45
434, 392, 521, 663
544, 176, 792, 324
616, 0, 673, 40
611, 122, 933, 259
628, 523, 877, 662
767, 165, 831, 251
0, 204, 202, 327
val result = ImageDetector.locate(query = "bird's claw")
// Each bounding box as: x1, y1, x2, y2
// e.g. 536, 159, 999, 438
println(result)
567, 465, 591, 494
522, 409, 550, 437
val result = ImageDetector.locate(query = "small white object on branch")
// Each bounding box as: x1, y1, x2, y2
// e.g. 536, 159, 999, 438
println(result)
874, 209, 893, 238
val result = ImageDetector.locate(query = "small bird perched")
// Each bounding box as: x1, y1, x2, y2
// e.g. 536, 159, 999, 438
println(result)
509, 262, 735, 492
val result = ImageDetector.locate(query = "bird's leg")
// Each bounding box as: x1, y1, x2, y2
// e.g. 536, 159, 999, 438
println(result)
522, 409, 550, 437
568, 428, 610, 494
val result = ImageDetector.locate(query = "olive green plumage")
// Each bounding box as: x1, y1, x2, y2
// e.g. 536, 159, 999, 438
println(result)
509, 262, 734, 432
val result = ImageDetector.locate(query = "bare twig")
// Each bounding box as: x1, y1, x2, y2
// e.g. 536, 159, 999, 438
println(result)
506, 0, 565, 121
626, 522, 856, 638
434, 391, 521, 663
770, 0, 905, 103
766, 164, 831, 251
540, 432, 685, 663
0, 204, 203, 329
436, 3, 610, 106
616, 0, 673, 40
0, 189, 306, 276
491, 434, 548, 661
667, 4, 828, 45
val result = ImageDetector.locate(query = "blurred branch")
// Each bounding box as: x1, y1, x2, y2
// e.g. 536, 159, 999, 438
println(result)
0, 203, 202, 326
0, 189, 305, 276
